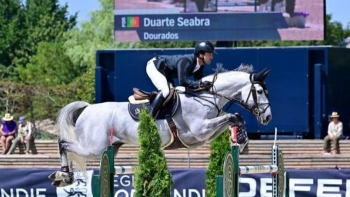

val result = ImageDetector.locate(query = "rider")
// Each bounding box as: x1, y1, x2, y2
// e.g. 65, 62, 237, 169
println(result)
146, 41, 216, 118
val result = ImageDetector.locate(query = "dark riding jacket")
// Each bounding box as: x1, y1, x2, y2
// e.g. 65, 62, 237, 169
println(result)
153, 54, 204, 89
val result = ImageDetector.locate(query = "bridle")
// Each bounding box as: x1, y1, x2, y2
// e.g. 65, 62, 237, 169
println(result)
237, 74, 270, 117
185, 72, 271, 117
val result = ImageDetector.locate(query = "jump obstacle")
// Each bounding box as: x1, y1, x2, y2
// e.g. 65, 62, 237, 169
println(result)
216, 127, 290, 197
92, 146, 137, 197
92, 127, 289, 197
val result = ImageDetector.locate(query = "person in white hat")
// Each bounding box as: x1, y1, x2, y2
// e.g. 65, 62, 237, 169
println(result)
0, 113, 17, 154
323, 112, 343, 154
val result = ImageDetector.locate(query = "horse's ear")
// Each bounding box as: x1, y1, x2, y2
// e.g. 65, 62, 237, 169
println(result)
262, 69, 271, 80
253, 68, 267, 82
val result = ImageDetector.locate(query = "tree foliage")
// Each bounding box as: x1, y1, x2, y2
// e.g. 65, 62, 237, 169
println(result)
0, 0, 25, 79
12, 0, 77, 79
0, 0, 77, 80
134, 108, 174, 197
1, 0, 350, 129
17, 42, 80, 86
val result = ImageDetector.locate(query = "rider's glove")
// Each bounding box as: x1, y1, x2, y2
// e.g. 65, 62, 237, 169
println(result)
200, 81, 213, 89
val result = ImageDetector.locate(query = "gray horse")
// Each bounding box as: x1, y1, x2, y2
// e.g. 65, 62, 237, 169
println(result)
49, 66, 272, 187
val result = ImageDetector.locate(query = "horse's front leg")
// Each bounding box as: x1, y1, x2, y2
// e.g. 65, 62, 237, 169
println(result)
48, 139, 75, 187
207, 113, 249, 153
195, 113, 243, 142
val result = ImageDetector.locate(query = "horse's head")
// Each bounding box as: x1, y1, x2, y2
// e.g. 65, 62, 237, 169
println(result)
238, 68, 272, 125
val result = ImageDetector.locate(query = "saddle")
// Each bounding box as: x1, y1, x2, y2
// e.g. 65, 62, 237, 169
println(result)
128, 87, 180, 120
128, 87, 184, 150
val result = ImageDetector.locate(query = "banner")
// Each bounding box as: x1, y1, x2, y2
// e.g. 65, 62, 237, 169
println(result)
1, 168, 350, 197
114, 0, 325, 41
114, 13, 288, 41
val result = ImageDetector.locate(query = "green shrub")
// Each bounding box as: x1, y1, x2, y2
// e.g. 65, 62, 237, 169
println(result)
205, 129, 231, 197
134, 107, 174, 197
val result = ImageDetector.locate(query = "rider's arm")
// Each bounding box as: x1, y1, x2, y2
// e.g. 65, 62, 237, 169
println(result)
177, 58, 201, 89
193, 65, 204, 80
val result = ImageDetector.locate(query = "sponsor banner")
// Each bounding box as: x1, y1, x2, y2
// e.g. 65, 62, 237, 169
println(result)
1, 168, 350, 197
114, 13, 288, 41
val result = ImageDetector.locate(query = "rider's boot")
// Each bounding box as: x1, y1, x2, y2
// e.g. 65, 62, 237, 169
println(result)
150, 92, 166, 119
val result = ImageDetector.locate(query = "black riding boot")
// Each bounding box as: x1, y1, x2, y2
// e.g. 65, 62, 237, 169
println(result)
150, 92, 166, 118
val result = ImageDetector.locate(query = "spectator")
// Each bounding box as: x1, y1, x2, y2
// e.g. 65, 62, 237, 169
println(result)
8, 116, 33, 155
323, 112, 343, 154
0, 113, 17, 154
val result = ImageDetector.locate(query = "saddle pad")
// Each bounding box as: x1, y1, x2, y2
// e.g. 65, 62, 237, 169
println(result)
128, 93, 180, 121
128, 95, 149, 104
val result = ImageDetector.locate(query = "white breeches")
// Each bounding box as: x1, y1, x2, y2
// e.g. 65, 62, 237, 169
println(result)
146, 58, 170, 98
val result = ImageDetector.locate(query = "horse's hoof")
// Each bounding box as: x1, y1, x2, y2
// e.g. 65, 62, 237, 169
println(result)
52, 180, 62, 187
48, 171, 70, 181
64, 177, 74, 185
239, 139, 249, 154
51, 177, 74, 187
48, 171, 58, 180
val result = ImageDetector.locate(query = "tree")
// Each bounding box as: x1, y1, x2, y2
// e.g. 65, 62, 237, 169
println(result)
12, 0, 77, 79
17, 42, 81, 86
0, 0, 25, 79
134, 108, 174, 197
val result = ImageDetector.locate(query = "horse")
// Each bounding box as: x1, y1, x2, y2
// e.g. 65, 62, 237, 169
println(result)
49, 65, 272, 187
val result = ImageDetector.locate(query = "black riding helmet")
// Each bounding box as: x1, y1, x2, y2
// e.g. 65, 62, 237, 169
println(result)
194, 41, 216, 56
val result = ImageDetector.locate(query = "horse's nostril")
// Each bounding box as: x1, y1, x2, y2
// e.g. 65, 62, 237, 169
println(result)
266, 115, 271, 122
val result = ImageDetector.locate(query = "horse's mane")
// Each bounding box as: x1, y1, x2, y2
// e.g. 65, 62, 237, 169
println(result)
210, 63, 254, 76
232, 64, 254, 73
202, 63, 253, 82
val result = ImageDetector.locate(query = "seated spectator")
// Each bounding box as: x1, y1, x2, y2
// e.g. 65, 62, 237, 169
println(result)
8, 116, 33, 155
0, 113, 17, 154
323, 112, 343, 154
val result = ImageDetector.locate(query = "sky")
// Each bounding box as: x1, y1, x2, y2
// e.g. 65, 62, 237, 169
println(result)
59, 0, 349, 28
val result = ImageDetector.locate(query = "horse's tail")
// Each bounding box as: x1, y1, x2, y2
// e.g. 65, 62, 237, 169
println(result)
57, 101, 90, 176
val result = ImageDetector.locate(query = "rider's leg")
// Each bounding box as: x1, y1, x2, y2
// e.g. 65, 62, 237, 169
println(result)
146, 58, 169, 118
150, 92, 166, 118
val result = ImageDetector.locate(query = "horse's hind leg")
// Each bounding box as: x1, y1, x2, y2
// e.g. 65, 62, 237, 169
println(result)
48, 138, 74, 187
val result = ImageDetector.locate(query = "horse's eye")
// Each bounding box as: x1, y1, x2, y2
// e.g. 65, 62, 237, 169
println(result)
257, 89, 263, 94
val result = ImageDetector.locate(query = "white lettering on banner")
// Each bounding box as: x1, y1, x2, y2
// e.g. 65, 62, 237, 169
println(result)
142, 17, 210, 27
121, 17, 126, 28
260, 178, 273, 197
144, 18, 175, 27
239, 178, 256, 197
289, 179, 314, 197
173, 189, 206, 197
115, 189, 129, 196
0, 188, 46, 197
238, 178, 350, 197
114, 189, 205, 197
346, 180, 350, 197
111, 177, 350, 197
177, 17, 210, 27
130, 189, 136, 197
317, 179, 342, 197
120, 175, 132, 187
114, 175, 134, 187
144, 32, 179, 40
